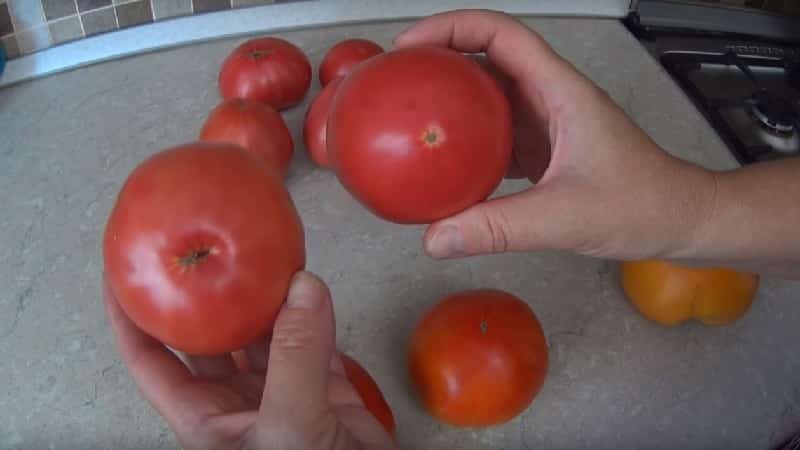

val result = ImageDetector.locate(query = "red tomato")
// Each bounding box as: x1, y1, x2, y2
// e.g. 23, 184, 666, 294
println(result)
219, 37, 312, 110
319, 38, 384, 86
103, 142, 305, 355
328, 47, 512, 224
408, 289, 548, 427
303, 77, 343, 168
200, 99, 294, 177
341, 354, 396, 436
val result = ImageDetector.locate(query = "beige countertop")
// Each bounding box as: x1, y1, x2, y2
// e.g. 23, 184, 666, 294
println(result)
1, 17, 799, 450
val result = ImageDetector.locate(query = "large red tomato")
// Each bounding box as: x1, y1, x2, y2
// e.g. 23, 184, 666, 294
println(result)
103, 142, 305, 355
341, 354, 396, 436
408, 289, 548, 427
219, 37, 312, 110
319, 38, 384, 86
328, 47, 512, 224
303, 77, 342, 168
200, 99, 294, 177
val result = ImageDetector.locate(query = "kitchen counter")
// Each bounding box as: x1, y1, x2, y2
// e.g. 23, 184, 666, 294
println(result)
1, 17, 799, 450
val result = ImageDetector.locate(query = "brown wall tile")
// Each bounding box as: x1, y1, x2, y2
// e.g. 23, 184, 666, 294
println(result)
116, 1, 152, 28
81, 7, 116, 36
1, 34, 19, 58
151, 0, 192, 20
16, 26, 51, 54
49, 16, 83, 44
42, 0, 78, 21
193, 0, 231, 14
0, 3, 13, 37
77, 0, 112, 13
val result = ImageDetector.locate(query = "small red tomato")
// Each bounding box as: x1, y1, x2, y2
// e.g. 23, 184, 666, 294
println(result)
319, 38, 384, 86
341, 354, 396, 437
219, 37, 312, 110
303, 77, 343, 168
409, 289, 548, 427
200, 99, 294, 177
103, 142, 305, 355
328, 47, 512, 224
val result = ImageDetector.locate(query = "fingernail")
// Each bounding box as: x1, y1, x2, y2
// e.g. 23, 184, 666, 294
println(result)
426, 224, 465, 259
286, 272, 323, 309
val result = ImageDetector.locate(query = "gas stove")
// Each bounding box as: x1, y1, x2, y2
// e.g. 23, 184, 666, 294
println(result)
627, 0, 800, 165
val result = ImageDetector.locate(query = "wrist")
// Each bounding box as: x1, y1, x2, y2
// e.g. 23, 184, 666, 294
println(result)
660, 161, 720, 261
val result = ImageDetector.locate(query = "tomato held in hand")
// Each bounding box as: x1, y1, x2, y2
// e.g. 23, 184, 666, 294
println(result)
303, 77, 342, 168
103, 142, 305, 355
219, 37, 312, 110
408, 289, 548, 427
328, 47, 513, 224
341, 354, 396, 437
621, 260, 759, 326
200, 99, 294, 177
319, 38, 383, 86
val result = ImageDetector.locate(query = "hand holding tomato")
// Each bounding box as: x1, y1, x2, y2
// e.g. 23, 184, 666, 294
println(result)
103, 271, 397, 450
396, 11, 716, 262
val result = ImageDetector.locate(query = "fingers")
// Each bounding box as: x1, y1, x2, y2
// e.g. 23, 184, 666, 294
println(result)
183, 353, 237, 379
243, 336, 270, 373
336, 405, 398, 450
260, 271, 336, 416
424, 189, 546, 258
394, 9, 577, 90
102, 276, 196, 423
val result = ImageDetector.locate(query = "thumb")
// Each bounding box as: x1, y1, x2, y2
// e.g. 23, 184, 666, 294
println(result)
261, 271, 335, 415
424, 190, 545, 259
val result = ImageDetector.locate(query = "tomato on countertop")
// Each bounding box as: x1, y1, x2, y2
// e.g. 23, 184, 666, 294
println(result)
621, 260, 759, 326
408, 289, 548, 427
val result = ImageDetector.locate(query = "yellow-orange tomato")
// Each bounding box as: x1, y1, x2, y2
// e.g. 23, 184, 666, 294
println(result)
621, 260, 759, 326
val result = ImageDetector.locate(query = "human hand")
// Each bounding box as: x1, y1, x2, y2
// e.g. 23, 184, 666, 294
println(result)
103, 271, 396, 450
395, 10, 716, 262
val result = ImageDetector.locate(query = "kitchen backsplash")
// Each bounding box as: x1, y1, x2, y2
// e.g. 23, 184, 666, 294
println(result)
0, 0, 309, 60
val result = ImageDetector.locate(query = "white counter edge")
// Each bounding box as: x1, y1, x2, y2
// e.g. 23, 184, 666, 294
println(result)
0, 0, 630, 87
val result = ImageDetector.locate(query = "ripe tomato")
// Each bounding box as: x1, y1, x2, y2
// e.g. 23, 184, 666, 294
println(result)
621, 260, 759, 326
341, 354, 396, 436
319, 38, 383, 86
408, 289, 548, 427
328, 47, 512, 224
303, 77, 342, 168
103, 142, 305, 355
219, 37, 312, 110
200, 99, 294, 177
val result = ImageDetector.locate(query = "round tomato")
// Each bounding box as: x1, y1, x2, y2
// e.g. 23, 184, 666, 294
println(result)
408, 289, 548, 427
103, 142, 305, 355
219, 37, 312, 110
200, 99, 294, 177
328, 47, 513, 224
341, 354, 396, 436
621, 260, 759, 326
303, 77, 342, 168
319, 38, 384, 86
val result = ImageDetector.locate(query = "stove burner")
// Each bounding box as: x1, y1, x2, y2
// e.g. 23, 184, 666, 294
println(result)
749, 91, 797, 135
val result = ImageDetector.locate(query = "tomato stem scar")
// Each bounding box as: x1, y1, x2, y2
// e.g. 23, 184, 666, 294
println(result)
180, 247, 213, 267
249, 50, 271, 59
480, 321, 488, 334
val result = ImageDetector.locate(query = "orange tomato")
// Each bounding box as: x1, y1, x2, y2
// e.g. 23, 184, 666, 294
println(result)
621, 260, 759, 326
408, 289, 548, 427
341, 354, 396, 437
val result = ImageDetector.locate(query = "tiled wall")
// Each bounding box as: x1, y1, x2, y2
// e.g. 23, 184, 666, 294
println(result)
0, 0, 300, 60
